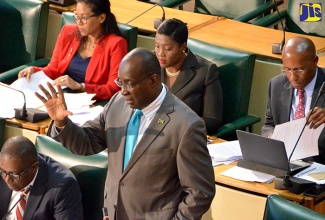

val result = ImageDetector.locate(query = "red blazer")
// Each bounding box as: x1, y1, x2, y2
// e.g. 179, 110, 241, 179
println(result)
34, 25, 128, 101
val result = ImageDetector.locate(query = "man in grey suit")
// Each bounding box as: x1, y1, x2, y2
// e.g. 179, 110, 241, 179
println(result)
262, 36, 325, 163
0, 136, 83, 219
36, 48, 215, 219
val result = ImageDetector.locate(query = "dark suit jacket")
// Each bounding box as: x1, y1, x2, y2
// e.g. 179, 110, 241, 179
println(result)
261, 67, 325, 161
0, 154, 83, 220
161, 50, 223, 135
49, 90, 215, 220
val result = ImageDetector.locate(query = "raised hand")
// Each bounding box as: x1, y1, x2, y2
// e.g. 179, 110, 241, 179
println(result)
35, 82, 72, 127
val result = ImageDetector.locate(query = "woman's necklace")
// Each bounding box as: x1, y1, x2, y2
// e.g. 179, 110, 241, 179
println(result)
166, 69, 180, 78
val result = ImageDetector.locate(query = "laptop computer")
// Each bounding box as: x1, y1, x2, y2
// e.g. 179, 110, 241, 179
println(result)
236, 130, 311, 176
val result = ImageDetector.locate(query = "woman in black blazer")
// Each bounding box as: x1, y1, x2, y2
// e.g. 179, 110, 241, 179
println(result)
155, 18, 223, 135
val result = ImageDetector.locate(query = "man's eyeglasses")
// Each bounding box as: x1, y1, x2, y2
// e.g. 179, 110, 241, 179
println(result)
0, 161, 36, 180
281, 69, 305, 75
73, 14, 98, 24
115, 74, 154, 91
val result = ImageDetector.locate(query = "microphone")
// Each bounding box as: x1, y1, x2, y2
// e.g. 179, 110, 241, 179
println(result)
126, 3, 165, 29
272, 0, 286, 54
0, 82, 49, 123
1, 185, 33, 220
275, 82, 325, 194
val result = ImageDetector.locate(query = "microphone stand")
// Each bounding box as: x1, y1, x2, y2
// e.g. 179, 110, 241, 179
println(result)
126, 4, 165, 29
1, 185, 33, 220
272, 0, 286, 54
276, 82, 325, 194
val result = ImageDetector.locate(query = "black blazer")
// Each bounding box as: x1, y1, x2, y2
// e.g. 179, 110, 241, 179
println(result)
262, 67, 325, 161
0, 154, 83, 220
161, 50, 223, 134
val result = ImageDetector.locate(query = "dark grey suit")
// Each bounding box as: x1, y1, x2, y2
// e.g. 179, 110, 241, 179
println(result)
161, 50, 223, 135
0, 154, 83, 220
262, 67, 325, 161
49, 90, 215, 220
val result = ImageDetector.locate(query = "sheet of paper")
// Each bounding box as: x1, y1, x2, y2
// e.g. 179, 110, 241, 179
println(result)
207, 141, 243, 166
293, 162, 325, 184
272, 118, 324, 160
68, 105, 103, 126
221, 166, 274, 183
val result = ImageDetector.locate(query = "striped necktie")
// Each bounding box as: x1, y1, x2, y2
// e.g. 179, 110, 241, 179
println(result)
123, 109, 143, 170
16, 189, 27, 220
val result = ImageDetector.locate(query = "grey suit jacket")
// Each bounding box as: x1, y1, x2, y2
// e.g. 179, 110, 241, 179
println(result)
0, 154, 83, 220
261, 67, 325, 160
49, 90, 215, 220
161, 50, 223, 135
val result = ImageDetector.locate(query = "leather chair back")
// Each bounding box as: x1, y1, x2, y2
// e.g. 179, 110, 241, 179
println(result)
194, 0, 270, 19
187, 38, 259, 138
286, 0, 325, 37
0, 0, 49, 73
35, 135, 108, 220
263, 194, 325, 220
61, 12, 138, 51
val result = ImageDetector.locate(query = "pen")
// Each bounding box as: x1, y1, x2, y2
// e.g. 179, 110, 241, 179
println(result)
297, 167, 317, 177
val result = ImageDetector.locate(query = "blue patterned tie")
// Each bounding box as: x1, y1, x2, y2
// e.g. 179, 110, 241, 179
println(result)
123, 109, 143, 170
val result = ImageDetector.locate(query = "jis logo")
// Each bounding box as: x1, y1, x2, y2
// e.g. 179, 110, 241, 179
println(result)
299, 3, 322, 21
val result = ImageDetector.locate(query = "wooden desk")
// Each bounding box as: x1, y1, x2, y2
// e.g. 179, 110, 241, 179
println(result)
6, 117, 52, 134
211, 138, 325, 213
188, 19, 325, 68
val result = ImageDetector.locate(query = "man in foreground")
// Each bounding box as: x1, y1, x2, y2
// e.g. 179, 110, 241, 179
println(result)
36, 48, 215, 219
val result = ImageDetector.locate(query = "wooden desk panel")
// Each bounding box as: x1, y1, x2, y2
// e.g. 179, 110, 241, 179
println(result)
188, 19, 325, 68
6, 117, 52, 134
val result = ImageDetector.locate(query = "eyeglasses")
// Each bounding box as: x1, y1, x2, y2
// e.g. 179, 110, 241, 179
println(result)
281, 69, 305, 75
115, 74, 154, 91
73, 14, 98, 24
0, 161, 36, 180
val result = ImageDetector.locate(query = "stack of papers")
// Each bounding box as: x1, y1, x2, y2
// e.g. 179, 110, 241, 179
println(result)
207, 140, 243, 166
221, 166, 275, 183
294, 162, 325, 184
0, 71, 96, 118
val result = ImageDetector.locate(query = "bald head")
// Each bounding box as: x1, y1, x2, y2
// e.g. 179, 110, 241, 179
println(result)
1, 136, 37, 164
282, 36, 316, 60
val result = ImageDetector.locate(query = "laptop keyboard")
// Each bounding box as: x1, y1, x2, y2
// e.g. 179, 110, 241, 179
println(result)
290, 163, 301, 170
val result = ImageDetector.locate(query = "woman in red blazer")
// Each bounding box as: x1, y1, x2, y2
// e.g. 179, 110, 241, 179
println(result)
18, 0, 127, 102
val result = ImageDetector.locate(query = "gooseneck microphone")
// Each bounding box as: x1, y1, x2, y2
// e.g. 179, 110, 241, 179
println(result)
0, 82, 27, 120
0, 82, 49, 123
276, 81, 325, 194
126, 3, 165, 29
272, 0, 286, 54
1, 185, 33, 220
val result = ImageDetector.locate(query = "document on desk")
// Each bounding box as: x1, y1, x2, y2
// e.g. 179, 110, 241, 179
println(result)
221, 166, 274, 183
207, 141, 243, 166
294, 162, 325, 184
272, 118, 324, 160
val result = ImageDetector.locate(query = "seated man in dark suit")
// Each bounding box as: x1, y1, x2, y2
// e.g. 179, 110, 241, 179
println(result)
0, 136, 83, 219
262, 36, 325, 163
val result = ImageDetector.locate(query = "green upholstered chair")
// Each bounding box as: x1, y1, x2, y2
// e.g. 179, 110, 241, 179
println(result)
61, 12, 138, 52
0, 0, 49, 84
187, 38, 260, 139
253, 0, 325, 37
0, 118, 5, 148
35, 135, 108, 220
138, 0, 191, 10
263, 194, 325, 220
194, 0, 284, 23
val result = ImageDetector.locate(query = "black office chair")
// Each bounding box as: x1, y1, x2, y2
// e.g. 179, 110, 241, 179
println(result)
253, 0, 325, 37
0, 118, 5, 148
263, 194, 325, 220
35, 135, 108, 220
187, 38, 260, 139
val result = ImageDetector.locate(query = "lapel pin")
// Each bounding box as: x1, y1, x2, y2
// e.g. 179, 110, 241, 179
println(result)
158, 119, 164, 124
